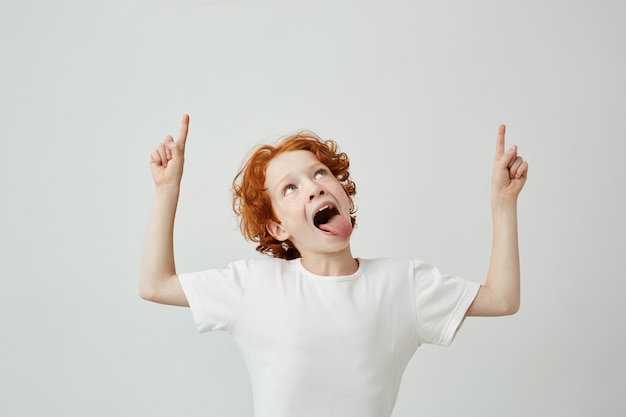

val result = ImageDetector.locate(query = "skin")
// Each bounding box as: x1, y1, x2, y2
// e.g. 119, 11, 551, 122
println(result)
466, 124, 528, 316
139, 114, 189, 306
140, 116, 528, 316
264, 150, 358, 276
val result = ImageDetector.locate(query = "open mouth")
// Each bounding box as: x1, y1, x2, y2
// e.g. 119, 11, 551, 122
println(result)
313, 205, 339, 229
312, 204, 353, 238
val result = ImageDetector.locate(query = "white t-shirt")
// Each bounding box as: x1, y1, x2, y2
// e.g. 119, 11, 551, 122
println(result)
179, 257, 480, 417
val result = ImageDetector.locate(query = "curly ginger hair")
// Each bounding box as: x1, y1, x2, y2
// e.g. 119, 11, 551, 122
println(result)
232, 131, 357, 260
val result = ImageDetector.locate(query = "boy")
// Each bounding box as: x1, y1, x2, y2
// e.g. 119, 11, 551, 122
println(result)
140, 114, 528, 417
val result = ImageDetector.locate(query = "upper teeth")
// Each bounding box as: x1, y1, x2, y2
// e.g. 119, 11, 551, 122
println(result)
318, 205, 331, 212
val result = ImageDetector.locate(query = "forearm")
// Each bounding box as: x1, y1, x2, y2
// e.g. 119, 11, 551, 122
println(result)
139, 185, 180, 300
484, 198, 521, 314
466, 124, 527, 317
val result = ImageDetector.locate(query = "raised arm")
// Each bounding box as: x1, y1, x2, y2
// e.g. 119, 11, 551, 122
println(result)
139, 114, 190, 306
466, 125, 529, 317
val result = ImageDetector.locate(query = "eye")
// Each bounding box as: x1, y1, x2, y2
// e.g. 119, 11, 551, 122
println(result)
314, 169, 328, 180
283, 184, 297, 196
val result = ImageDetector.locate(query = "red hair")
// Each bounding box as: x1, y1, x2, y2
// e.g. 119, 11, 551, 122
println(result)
232, 131, 357, 259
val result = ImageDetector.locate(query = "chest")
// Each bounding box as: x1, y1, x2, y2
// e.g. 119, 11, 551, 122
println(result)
232, 274, 418, 358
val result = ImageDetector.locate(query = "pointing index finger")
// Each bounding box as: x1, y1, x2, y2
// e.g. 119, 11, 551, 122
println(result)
178, 114, 190, 147
495, 124, 506, 159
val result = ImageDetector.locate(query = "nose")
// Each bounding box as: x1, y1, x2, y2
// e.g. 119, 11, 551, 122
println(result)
309, 187, 325, 201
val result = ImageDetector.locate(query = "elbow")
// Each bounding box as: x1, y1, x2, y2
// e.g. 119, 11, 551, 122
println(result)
500, 299, 520, 316
138, 281, 158, 302
487, 292, 520, 316
472, 285, 520, 317
139, 287, 152, 302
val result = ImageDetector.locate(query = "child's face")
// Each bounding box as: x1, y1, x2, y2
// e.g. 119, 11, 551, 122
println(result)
264, 150, 353, 257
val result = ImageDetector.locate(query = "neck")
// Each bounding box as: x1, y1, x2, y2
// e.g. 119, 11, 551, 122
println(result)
299, 247, 358, 276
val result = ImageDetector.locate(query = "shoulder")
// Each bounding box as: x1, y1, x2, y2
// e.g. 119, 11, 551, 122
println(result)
359, 258, 451, 289
181, 257, 289, 281
227, 257, 298, 278
227, 256, 287, 268
359, 257, 427, 273
357, 258, 423, 287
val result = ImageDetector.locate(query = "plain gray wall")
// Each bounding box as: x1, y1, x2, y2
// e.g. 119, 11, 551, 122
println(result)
1, 0, 625, 416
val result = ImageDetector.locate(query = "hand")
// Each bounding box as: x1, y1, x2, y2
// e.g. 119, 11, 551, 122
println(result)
149, 114, 190, 188
492, 124, 528, 202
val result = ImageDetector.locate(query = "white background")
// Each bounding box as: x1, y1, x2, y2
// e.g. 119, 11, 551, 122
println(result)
1, 0, 625, 416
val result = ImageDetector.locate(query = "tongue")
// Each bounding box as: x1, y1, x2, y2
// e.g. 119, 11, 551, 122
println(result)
319, 215, 353, 238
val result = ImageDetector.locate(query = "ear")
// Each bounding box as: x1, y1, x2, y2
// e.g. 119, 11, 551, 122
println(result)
266, 220, 290, 242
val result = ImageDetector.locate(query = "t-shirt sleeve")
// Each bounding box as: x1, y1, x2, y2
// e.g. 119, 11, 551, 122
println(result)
412, 260, 480, 347
178, 260, 248, 333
